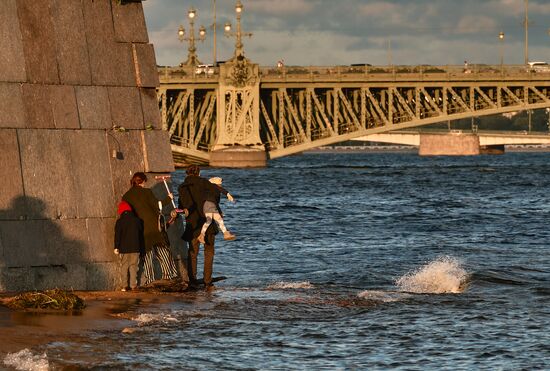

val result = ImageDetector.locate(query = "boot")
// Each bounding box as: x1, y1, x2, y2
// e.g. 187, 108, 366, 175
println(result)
223, 231, 236, 241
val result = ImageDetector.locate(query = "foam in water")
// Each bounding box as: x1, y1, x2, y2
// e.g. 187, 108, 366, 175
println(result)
3, 349, 49, 371
133, 313, 179, 325
395, 256, 468, 294
357, 290, 409, 302
267, 281, 313, 290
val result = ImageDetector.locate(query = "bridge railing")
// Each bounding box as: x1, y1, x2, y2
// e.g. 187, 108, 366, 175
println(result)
258, 64, 541, 82
159, 65, 221, 82
158, 64, 545, 83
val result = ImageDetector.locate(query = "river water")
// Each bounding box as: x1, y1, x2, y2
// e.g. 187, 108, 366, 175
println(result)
3, 152, 550, 370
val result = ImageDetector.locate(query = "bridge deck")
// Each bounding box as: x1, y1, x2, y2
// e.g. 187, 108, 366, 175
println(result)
159, 64, 550, 85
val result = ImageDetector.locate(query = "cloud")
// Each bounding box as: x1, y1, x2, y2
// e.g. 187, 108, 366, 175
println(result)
456, 15, 498, 34
531, 2, 550, 15
246, 0, 314, 15
248, 30, 366, 66
143, 0, 550, 67
358, 1, 402, 19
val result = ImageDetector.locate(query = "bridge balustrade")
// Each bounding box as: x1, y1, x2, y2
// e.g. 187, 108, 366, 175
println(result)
159, 64, 549, 84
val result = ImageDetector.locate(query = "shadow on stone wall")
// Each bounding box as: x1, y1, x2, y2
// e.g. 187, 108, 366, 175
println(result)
0, 195, 114, 292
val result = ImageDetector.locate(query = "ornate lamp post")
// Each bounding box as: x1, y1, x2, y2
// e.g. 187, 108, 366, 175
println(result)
212, 0, 217, 65
178, 7, 206, 66
524, 0, 529, 65
224, 0, 252, 59
209, 0, 264, 166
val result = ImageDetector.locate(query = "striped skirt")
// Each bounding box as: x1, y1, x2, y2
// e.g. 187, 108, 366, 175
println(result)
142, 243, 179, 284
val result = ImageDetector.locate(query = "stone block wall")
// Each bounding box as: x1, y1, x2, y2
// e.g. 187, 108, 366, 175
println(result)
0, 0, 174, 292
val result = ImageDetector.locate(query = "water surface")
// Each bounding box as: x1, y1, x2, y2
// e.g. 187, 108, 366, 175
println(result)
3, 152, 549, 370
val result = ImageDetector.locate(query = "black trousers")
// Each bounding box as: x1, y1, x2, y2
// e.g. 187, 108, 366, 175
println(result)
187, 237, 215, 286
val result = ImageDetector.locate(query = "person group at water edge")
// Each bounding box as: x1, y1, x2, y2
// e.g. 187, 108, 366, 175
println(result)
114, 200, 143, 291
178, 165, 237, 291
122, 172, 179, 286
197, 176, 236, 244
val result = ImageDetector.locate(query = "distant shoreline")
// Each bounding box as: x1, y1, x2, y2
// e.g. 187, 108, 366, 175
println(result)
304, 146, 415, 154
174, 145, 550, 167
304, 145, 550, 154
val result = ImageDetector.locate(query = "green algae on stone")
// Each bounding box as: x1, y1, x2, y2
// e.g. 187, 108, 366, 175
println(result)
5, 289, 86, 311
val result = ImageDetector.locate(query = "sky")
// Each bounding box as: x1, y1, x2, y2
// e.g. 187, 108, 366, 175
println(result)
142, 0, 550, 67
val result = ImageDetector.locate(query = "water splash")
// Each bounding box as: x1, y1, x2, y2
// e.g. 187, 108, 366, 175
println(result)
3, 349, 49, 371
267, 281, 314, 290
395, 256, 468, 294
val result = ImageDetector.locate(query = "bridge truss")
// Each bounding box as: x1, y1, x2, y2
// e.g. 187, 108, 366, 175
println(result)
158, 65, 550, 163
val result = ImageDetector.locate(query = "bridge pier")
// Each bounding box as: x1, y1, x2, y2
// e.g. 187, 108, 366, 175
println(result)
0, 1, 174, 292
480, 144, 505, 154
208, 57, 266, 167
419, 133, 480, 156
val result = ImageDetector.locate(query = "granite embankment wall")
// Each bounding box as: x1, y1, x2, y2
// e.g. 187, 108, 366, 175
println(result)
0, 0, 174, 291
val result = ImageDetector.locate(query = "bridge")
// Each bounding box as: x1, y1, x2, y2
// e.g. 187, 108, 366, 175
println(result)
354, 129, 550, 146
158, 62, 550, 166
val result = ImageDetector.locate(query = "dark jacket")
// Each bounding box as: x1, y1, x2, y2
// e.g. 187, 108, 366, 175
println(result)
178, 175, 219, 242
115, 211, 144, 254
122, 186, 169, 251
204, 184, 229, 214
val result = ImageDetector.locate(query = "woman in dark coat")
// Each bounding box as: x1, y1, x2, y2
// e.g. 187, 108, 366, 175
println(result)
123, 172, 178, 285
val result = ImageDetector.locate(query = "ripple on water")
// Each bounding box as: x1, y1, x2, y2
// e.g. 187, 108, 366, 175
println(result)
8, 153, 550, 369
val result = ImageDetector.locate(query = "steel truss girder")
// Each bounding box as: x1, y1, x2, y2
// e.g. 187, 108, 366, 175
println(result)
262, 82, 550, 158
160, 81, 550, 161
159, 87, 217, 151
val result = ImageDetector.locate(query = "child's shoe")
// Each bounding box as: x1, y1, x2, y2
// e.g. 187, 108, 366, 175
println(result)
223, 231, 236, 241
197, 234, 205, 244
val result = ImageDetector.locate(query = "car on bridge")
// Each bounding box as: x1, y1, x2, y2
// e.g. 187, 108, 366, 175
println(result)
195, 64, 215, 75
528, 61, 550, 73
348, 63, 372, 73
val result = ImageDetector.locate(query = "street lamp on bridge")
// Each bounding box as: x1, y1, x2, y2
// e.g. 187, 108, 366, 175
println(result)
498, 31, 505, 67
177, 7, 206, 66
224, 0, 253, 59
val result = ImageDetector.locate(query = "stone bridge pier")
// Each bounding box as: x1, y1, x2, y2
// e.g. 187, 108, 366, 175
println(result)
209, 57, 267, 167
0, 0, 175, 292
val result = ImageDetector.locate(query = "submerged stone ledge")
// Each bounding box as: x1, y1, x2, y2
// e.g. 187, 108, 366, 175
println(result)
1, 289, 85, 311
